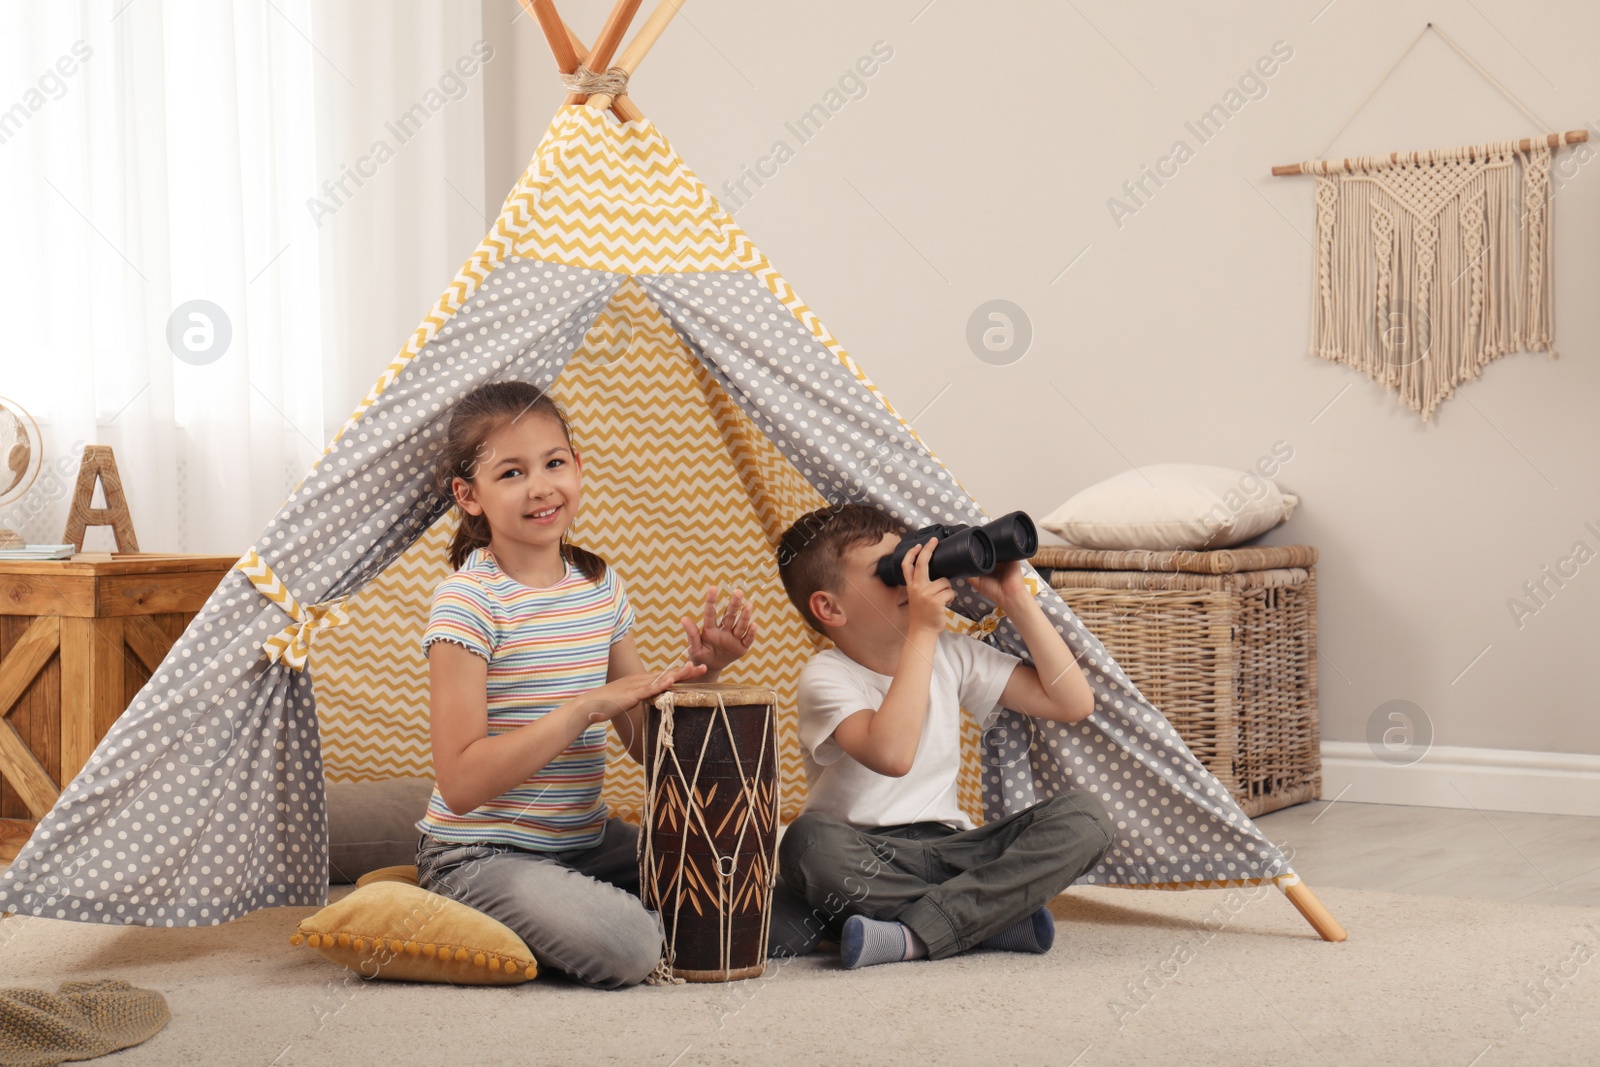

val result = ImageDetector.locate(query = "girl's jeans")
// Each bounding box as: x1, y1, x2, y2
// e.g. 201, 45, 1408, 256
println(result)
415, 816, 665, 988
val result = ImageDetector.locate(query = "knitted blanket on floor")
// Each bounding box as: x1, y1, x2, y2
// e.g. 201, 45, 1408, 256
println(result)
0, 980, 169, 1067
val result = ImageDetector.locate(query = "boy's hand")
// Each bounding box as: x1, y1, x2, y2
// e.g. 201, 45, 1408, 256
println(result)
903, 537, 954, 636
969, 559, 1030, 609
681, 585, 758, 677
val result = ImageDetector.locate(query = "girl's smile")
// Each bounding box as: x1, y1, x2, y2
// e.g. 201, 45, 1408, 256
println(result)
451, 411, 585, 588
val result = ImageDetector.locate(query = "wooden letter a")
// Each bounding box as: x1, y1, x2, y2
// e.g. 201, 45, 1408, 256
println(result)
62, 444, 140, 553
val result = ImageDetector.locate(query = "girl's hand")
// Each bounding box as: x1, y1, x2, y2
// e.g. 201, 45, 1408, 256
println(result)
681, 585, 758, 678
968, 559, 1030, 608
577, 660, 707, 726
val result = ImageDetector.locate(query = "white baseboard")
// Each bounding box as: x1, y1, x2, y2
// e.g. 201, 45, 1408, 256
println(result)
1320, 742, 1600, 818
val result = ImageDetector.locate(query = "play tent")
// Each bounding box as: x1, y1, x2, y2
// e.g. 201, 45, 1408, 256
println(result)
0, 0, 1343, 943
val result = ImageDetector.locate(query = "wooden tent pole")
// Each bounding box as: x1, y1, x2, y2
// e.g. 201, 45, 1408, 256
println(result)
586, 0, 686, 112
1270, 128, 1588, 176
565, 0, 643, 106
518, 0, 644, 122
523, 0, 579, 70
564, 23, 644, 122
558, 19, 584, 56
1281, 878, 1347, 942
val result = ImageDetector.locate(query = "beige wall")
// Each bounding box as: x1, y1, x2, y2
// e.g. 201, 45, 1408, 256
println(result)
480, 0, 1600, 760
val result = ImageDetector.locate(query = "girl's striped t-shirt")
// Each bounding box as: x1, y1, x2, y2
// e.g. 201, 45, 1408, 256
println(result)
416, 545, 635, 851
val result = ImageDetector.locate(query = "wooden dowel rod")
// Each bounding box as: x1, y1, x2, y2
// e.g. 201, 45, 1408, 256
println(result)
1281, 879, 1347, 942
522, 0, 580, 72
559, 22, 644, 122
565, 0, 643, 105
560, 18, 584, 56
1271, 128, 1589, 176
587, 0, 686, 112
518, 0, 643, 121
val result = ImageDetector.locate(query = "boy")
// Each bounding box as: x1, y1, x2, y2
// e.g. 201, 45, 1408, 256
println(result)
768, 503, 1115, 968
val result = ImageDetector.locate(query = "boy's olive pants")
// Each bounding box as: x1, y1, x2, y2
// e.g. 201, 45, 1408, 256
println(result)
767, 790, 1116, 960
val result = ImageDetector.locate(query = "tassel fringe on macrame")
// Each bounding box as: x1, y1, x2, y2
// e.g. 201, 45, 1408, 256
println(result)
1303, 138, 1556, 424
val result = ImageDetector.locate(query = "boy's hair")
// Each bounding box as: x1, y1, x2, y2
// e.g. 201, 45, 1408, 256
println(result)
776, 503, 908, 634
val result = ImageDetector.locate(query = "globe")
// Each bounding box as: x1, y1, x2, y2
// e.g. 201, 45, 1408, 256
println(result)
0, 396, 42, 507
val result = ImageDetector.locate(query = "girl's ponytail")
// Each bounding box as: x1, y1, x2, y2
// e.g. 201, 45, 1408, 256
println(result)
447, 509, 493, 573
560, 535, 606, 584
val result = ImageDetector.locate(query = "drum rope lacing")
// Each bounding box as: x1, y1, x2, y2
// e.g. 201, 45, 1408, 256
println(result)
638, 687, 781, 984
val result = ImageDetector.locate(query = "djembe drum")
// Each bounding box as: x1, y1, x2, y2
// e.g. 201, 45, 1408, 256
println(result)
639, 683, 780, 982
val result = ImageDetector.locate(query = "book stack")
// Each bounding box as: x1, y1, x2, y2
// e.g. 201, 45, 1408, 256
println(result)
0, 543, 77, 560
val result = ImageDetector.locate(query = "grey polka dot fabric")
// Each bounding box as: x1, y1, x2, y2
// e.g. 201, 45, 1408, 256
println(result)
644, 271, 1290, 889
0, 260, 623, 926
0, 259, 1287, 929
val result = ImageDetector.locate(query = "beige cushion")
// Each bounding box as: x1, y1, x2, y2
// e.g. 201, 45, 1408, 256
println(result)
1040, 463, 1299, 551
325, 776, 435, 885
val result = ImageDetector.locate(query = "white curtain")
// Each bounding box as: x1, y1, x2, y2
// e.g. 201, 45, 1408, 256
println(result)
0, 0, 488, 555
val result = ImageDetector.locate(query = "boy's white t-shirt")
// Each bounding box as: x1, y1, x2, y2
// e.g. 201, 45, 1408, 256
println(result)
796, 630, 1022, 831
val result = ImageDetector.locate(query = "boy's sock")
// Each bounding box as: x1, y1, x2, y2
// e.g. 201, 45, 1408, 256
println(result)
839, 915, 928, 969
978, 907, 1056, 954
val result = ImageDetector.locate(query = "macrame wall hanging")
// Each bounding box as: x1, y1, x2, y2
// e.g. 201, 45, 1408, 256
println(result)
1272, 22, 1586, 424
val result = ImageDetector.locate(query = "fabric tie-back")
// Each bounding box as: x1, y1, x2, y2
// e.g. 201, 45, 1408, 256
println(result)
1303, 138, 1555, 423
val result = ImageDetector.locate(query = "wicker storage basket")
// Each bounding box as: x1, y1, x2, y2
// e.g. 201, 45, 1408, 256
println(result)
1029, 544, 1320, 818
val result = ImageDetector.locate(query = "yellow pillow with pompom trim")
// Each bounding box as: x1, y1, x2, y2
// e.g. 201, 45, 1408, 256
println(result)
356, 864, 419, 888
290, 873, 536, 984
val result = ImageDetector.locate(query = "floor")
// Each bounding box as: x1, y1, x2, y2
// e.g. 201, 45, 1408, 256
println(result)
4, 800, 1597, 907
1251, 798, 1600, 908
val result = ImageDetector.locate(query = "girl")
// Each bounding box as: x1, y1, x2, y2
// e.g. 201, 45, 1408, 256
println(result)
414, 379, 758, 988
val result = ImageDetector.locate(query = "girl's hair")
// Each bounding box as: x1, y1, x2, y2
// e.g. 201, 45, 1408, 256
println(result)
436, 379, 607, 582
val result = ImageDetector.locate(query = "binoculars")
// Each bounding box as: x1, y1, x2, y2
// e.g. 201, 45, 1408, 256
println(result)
875, 511, 1039, 587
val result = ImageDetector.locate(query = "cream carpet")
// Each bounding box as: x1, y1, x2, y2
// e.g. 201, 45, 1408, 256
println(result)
2, 882, 1595, 1066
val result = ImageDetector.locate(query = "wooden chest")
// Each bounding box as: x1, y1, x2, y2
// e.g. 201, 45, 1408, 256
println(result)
0, 552, 237, 860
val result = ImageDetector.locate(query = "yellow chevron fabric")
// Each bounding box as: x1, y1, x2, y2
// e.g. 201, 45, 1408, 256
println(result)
312, 278, 991, 827
313, 517, 452, 784
294, 108, 742, 505
307, 105, 994, 827
505, 107, 740, 275
549, 280, 819, 823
